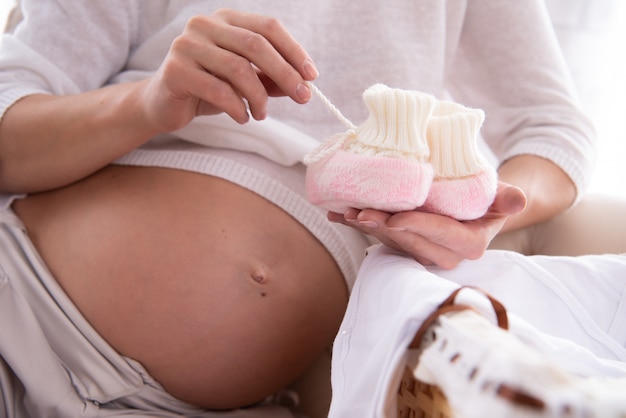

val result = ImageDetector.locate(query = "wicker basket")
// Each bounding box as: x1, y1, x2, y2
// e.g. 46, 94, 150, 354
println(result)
397, 365, 452, 418
396, 286, 510, 418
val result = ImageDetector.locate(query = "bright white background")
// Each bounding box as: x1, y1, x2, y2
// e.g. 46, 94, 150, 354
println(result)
546, 0, 626, 200
1, 2, 625, 200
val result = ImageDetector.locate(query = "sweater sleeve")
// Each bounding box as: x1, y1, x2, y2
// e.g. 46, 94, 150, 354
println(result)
0, 0, 141, 120
446, 0, 596, 202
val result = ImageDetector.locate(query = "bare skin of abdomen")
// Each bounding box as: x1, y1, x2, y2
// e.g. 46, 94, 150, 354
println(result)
12, 165, 348, 410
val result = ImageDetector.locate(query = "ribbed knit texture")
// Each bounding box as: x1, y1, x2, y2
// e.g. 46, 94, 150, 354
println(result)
0, 0, 596, 207
350, 84, 435, 160
305, 83, 435, 213
305, 83, 499, 218
427, 101, 489, 178
419, 100, 497, 219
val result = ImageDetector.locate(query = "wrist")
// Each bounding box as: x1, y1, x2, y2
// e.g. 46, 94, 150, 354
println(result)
497, 155, 576, 232
103, 80, 163, 145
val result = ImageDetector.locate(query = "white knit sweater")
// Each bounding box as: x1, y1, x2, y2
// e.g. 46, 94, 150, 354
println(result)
0, 0, 596, 285
1, 0, 594, 183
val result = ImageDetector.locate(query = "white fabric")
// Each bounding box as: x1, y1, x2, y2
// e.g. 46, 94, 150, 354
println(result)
172, 113, 318, 167
0, 3, 606, 414
412, 311, 626, 418
0, 0, 595, 199
329, 245, 626, 417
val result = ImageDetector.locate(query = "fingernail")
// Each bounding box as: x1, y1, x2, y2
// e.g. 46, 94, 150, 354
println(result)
358, 220, 378, 229
343, 208, 360, 222
253, 106, 267, 121
296, 82, 311, 102
237, 111, 250, 124
304, 59, 319, 79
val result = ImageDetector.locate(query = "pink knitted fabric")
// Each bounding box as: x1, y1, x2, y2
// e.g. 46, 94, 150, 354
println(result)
304, 84, 497, 219
305, 140, 434, 213
305, 84, 436, 213
420, 170, 498, 220
421, 100, 497, 220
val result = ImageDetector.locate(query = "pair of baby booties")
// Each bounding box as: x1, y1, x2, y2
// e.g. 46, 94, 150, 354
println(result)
304, 83, 497, 221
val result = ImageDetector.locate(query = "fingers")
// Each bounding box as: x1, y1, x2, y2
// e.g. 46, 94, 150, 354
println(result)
378, 210, 476, 268
214, 9, 318, 82
167, 47, 251, 123
181, 36, 269, 121
328, 201, 520, 269
329, 209, 467, 269
179, 10, 317, 122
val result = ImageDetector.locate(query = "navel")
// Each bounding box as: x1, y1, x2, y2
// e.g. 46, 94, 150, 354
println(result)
249, 267, 270, 297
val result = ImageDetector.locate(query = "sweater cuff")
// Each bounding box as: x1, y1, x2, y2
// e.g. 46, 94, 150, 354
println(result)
0, 86, 49, 121
500, 143, 594, 206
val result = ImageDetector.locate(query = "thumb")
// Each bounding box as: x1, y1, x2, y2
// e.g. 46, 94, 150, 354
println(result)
490, 182, 527, 216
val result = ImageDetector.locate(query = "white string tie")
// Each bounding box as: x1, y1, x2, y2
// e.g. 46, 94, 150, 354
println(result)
304, 83, 357, 165
308, 83, 357, 131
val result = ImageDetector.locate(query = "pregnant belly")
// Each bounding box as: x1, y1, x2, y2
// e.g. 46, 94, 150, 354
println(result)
12, 165, 347, 409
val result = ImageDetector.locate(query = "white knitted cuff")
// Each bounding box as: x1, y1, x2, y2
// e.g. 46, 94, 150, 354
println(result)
350, 84, 436, 159
427, 100, 489, 178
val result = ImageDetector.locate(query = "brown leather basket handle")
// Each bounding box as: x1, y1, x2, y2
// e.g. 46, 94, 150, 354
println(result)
409, 286, 509, 349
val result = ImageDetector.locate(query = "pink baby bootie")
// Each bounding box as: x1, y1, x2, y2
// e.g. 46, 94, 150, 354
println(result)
420, 100, 497, 220
305, 83, 436, 213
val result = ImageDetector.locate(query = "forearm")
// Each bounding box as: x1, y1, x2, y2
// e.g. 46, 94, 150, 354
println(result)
497, 154, 576, 233
0, 80, 158, 193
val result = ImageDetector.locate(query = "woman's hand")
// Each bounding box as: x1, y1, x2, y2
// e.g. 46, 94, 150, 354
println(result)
328, 182, 527, 269
0, 9, 317, 193
139, 8, 318, 131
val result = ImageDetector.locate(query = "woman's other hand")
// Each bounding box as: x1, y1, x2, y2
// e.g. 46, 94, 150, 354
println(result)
328, 182, 527, 269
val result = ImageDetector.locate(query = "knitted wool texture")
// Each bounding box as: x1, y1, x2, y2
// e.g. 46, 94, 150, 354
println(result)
421, 100, 498, 220
304, 83, 497, 219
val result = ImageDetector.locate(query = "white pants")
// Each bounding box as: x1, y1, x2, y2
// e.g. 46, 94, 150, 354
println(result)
329, 244, 626, 417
